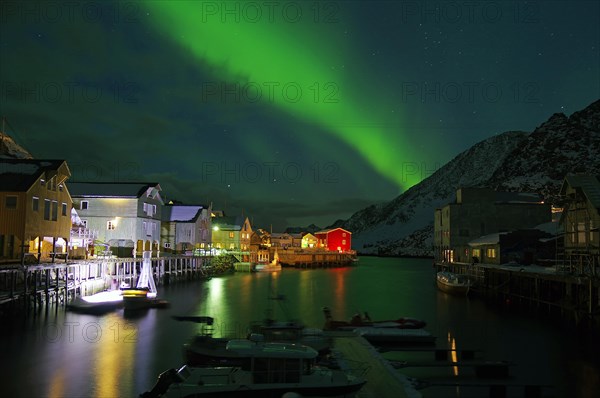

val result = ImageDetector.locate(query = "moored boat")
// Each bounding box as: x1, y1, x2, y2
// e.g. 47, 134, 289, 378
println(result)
183, 318, 332, 367
436, 271, 471, 296
141, 340, 366, 398
322, 307, 427, 331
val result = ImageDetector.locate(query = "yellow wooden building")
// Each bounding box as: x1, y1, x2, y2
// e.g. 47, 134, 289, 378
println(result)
0, 159, 72, 262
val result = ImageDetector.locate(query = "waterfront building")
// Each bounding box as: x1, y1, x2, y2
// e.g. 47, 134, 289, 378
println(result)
434, 188, 551, 263
211, 215, 252, 252
161, 204, 212, 255
68, 182, 163, 257
314, 228, 352, 252
467, 228, 555, 265
68, 208, 97, 259
270, 232, 293, 248
301, 232, 318, 248
0, 159, 72, 262
560, 174, 600, 276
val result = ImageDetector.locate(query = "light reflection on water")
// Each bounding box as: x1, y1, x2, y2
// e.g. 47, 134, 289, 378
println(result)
0, 257, 597, 397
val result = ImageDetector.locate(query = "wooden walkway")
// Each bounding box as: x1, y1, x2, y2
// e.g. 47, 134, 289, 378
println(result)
327, 331, 415, 398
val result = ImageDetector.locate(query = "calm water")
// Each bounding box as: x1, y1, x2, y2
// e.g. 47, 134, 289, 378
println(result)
0, 257, 598, 398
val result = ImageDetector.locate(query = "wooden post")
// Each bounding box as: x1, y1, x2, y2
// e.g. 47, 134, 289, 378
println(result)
45, 269, 50, 305
52, 237, 56, 263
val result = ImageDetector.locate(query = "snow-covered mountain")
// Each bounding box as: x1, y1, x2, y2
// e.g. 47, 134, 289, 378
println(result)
0, 131, 33, 159
336, 99, 600, 257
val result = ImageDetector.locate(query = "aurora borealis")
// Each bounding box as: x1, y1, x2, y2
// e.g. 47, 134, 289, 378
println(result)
144, 2, 419, 189
1, 1, 599, 229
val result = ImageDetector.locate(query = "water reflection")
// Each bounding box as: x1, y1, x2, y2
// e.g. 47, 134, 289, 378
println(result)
2, 257, 598, 398
92, 313, 135, 398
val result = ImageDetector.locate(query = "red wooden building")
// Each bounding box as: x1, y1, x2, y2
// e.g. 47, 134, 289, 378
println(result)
315, 228, 352, 252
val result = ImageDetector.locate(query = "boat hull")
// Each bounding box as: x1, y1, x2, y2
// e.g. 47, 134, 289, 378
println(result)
436, 272, 470, 296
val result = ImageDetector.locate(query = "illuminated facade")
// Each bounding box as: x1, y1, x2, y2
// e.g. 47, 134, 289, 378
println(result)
211, 215, 252, 252
314, 228, 352, 252
0, 159, 72, 262
68, 182, 164, 257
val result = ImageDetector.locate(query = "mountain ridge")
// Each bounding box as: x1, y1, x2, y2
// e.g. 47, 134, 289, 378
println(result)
334, 99, 600, 256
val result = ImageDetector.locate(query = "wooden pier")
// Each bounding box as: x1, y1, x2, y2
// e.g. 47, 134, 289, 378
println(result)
436, 262, 600, 329
277, 249, 358, 268
327, 331, 414, 398
0, 255, 215, 313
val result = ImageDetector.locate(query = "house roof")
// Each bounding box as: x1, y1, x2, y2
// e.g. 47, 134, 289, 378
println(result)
271, 233, 292, 239
561, 174, 600, 210
468, 233, 505, 247
315, 227, 352, 235
68, 182, 161, 198
162, 205, 206, 222
212, 215, 246, 231
494, 191, 544, 204
0, 159, 68, 192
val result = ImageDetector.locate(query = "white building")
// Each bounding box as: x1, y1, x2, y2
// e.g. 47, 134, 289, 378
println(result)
68, 182, 163, 257
161, 204, 212, 255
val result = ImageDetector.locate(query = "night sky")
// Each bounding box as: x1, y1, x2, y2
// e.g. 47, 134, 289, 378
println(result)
1, 1, 598, 230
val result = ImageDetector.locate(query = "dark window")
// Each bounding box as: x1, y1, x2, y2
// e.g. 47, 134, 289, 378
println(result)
62, 203, 67, 216
81, 201, 88, 210
5, 196, 17, 209
32, 197, 39, 211
44, 200, 51, 220
51, 201, 58, 221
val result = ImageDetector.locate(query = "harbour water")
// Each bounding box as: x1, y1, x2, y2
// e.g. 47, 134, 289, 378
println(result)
0, 256, 598, 397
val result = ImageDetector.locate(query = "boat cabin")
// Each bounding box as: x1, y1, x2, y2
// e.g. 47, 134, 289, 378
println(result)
225, 340, 317, 383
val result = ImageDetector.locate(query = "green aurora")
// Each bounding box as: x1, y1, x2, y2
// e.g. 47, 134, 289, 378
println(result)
144, 2, 420, 191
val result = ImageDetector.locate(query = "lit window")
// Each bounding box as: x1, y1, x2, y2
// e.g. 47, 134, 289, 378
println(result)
229, 232, 234, 238
342, 239, 346, 245
486, 248, 496, 258
107, 221, 116, 230
229, 243, 235, 249
5, 196, 17, 209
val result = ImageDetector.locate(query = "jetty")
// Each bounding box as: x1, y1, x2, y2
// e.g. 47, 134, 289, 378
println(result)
435, 261, 600, 329
327, 331, 414, 398
0, 254, 214, 312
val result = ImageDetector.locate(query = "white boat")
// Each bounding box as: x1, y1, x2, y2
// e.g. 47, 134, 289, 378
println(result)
254, 249, 282, 272
142, 340, 366, 397
436, 271, 471, 296
254, 262, 282, 272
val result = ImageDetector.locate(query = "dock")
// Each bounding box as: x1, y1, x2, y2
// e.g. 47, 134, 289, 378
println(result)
327, 331, 418, 398
0, 255, 216, 313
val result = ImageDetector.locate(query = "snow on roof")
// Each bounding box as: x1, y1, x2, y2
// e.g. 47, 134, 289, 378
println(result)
533, 221, 561, 235
468, 232, 505, 247
162, 205, 204, 222
68, 182, 159, 198
494, 191, 544, 203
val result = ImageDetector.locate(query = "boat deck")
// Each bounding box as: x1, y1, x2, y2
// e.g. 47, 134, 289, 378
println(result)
326, 331, 415, 398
